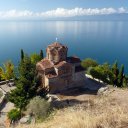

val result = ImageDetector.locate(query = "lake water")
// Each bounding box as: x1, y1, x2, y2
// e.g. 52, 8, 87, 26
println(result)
0, 21, 128, 73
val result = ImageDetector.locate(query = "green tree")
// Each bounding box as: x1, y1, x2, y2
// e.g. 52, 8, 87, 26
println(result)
9, 56, 36, 110
122, 76, 127, 87
19, 55, 35, 80
94, 66, 106, 82
100, 63, 114, 84
0, 61, 15, 80
89, 63, 113, 84
0, 67, 4, 81
21, 49, 24, 61
89, 67, 102, 81
40, 50, 44, 59
9, 55, 47, 110
8, 109, 21, 122
118, 64, 124, 87
112, 61, 119, 86
30, 53, 41, 65
9, 80, 33, 109
81, 58, 98, 70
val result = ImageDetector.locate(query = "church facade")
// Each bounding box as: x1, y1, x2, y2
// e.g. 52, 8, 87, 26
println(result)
36, 42, 86, 93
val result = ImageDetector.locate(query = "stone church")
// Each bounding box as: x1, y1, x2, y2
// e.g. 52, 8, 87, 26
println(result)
36, 42, 86, 93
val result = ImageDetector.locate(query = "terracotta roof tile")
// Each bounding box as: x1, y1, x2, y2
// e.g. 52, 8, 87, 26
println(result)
48, 42, 67, 49
55, 61, 71, 68
37, 58, 54, 70
67, 56, 81, 64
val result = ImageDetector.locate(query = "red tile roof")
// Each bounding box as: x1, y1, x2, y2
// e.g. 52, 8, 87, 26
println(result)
48, 42, 67, 49
67, 56, 81, 64
37, 58, 54, 70
55, 61, 72, 68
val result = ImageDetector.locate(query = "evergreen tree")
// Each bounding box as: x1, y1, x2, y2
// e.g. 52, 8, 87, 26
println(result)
9, 55, 36, 110
21, 49, 24, 61
112, 61, 119, 86
40, 50, 44, 59
9, 55, 48, 110
122, 76, 127, 87
118, 64, 124, 87
30, 53, 42, 65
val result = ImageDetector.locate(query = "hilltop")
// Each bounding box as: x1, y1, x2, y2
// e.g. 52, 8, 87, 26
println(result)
16, 87, 128, 128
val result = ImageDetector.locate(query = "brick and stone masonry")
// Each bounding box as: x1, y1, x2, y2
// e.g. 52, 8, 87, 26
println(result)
36, 42, 86, 93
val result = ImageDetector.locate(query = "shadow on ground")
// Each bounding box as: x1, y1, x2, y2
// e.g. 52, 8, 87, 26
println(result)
51, 77, 106, 109
57, 77, 106, 97
52, 98, 94, 109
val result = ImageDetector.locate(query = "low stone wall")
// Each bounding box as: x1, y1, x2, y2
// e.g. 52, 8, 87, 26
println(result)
0, 79, 14, 85
85, 74, 104, 83
0, 81, 6, 85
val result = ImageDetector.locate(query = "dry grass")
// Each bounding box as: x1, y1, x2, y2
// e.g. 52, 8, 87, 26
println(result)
17, 88, 128, 128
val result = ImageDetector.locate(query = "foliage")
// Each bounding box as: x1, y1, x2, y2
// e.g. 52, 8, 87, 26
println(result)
9, 54, 48, 110
100, 63, 114, 84
112, 61, 119, 86
30, 53, 42, 65
8, 109, 21, 122
89, 63, 113, 84
21, 49, 24, 61
9, 83, 30, 109
81, 58, 98, 70
122, 76, 128, 87
0, 67, 4, 81
118, 65, 124, 87
0, 61, 15, 81
40, 50, 44, 59
88, 60, 127, 87
9, 56, 36, 109
27, 96, 51, 120
19, 55, 35, 79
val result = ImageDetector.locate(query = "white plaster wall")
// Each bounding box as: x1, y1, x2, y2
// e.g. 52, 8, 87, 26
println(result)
45, 76, 49, 87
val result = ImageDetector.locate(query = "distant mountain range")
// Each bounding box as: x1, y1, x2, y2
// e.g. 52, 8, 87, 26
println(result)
1, 13, 128, 21
42, 13, 128, 21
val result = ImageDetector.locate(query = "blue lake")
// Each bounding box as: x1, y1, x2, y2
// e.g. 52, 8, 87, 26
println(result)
0, 21, 128, 73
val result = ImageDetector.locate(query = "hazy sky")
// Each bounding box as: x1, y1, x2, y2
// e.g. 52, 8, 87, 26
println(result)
0, 0, 128, 11
0, 0, 127, 19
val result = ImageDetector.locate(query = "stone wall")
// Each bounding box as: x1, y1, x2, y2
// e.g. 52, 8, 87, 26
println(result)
49, 77, 67, 93
46, 71, 86, 93
46, 45, 67, 63
72, 71, 86, 87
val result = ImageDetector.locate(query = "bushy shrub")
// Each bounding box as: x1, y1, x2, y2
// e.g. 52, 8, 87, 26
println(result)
89, 63, 114, 84
8, 109, 21, 122
81, 58, 98, 70
27, 96, 51, 120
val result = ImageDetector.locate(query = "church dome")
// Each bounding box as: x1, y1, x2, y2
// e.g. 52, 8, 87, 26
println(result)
46, 42, 68, 63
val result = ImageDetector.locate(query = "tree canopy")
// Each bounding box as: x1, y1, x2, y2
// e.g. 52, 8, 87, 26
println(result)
9, 53, 48, 110
0, 61, 15, 81
81, 58, 98, 70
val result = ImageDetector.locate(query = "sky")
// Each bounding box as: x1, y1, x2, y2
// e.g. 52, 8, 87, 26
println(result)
0, 0, 128, 19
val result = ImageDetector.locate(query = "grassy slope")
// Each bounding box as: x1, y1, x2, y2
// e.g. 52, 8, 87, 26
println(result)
17, 88, 128, 128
